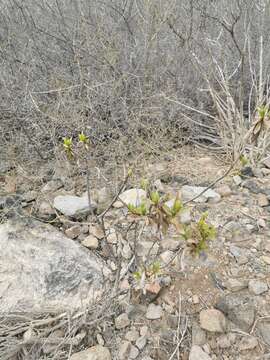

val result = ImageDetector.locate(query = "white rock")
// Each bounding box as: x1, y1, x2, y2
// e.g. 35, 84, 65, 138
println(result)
248, 279, 268, 295
181, 185, 220, 203
54, 194, 96, 218
146, 304, 163, 320
70, 345, 111, 360
189, 345, 212, 360
200, 309, 227, 333
114, 188, 146, 208
115, 313, 130, 329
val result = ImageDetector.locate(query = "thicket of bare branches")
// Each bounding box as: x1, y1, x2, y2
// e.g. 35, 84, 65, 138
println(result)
1, 0, 270, 162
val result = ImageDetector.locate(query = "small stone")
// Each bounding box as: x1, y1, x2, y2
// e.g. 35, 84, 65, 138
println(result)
38, 201, 55, 220
136, 336, 147, 350
200, 309, 227, 333
125, 330, 139, 342
238, 255, 249, 265
257, 218, 266, 228
180, 209, 192, 224
82, 235, 99, 249
65, 225, 81, 239
216, 185, 232, 197
224, 278, 248, 292
160, 250, 174, 265
263, 157, 270, 169
122, 242, 132, 260
248, 279, 268, 295
89, 224, 104, 239
107, 229, 118, 244
193, 295, 200, 304
216, 334, 231, 348
146, 303, 163, 320
114, 188, 146, 208
118, 341, 131, 360
233, 175, 242, 186
239, 336, 258, 351
96, 333, 105, 346
145, 281, 161, 296
70, 345, 111, 360
23, 191, 38, 202
181, 185, 220, 203
129, 345, 139, 359
189, 345, 212, 360
115, 313, 130, 330
54, 194, 96, 218
257, 193, 269, 207
261, 256, 270, 265
140, 326, 149, 337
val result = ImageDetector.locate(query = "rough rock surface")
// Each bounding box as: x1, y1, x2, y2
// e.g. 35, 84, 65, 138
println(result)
0, 218, 106, 312
53, 193, 97, 218
70, 345, 111, 360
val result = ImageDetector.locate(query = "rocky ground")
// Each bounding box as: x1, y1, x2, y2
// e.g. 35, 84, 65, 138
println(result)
1, 150, 270, 360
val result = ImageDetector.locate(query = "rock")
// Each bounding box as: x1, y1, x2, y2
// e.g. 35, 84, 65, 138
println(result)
129, 345, 139, 359
248, 279, 268, 295
65, 225, 81, 239
239, 336, 258, 351
180, 209, 192, 224
125, 330, 139, 342
54, 194, 96, 218
106, 228, 119, 244
181, 185, 221, 203
263, 157, 270, 169
215, 294, 255, 332
89, 224, 104, 239
136, 336, 147, 350
146, 303, 163, 320
70, 345, 111, 360
258, 321, 270, 346
23, 191, 38, 202
242, 180, 261, 194
261, 256, 270, 265
122, 242, 132, 260
216, 334, 232, 348
257, 193, 269, 207
224, 278, 248, 292
216, 185, 232, 197
240, 166, 254, 177
38, 200, 55, 220
192, 322, 206, 346
233, 175, 242, 186
118, 341, 131, 360
189, 345, 212, 360
0, 218, 105, 312
115, 313, 130, 329
113, 188, 146, 208
200, 309, 227, 333
82, 235, 99, 249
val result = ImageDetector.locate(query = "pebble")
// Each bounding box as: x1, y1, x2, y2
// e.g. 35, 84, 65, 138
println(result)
200, 309, 227, 333
248, 279, 268, 295
115, 313, 130, 330
189, 345, 212, 360
224, 278, 248, 292
261, 256, 270, 265
82, 235, 99, 249
129, 345, 139, 359
65, 225, 81, 239
70, 345, 111, 360
125, 330, 139, 342
136, 336, 147, 350
239, 336, 258, 351
118, 341, 131, 360
146, 304, 163, 320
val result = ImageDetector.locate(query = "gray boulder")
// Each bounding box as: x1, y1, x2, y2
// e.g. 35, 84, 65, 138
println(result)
0, 218, 106, 312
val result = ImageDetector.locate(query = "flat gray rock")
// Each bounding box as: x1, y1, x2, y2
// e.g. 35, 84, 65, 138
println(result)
0, 218, 106, 312
54, 194, 97, 218
181, 185, 221, 203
